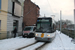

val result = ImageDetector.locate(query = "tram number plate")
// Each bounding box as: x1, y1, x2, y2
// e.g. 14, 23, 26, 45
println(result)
41, 33, 44, 37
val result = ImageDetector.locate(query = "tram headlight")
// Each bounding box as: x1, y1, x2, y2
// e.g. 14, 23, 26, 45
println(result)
47, 35, 50, 37
36, 34, 38, 36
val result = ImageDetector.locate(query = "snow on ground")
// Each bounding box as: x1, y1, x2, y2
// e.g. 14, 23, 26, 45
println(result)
22, 42, 44, 50
57, 31, 75, 50
0, 37, 36, 50
42, 30, 75, 50
0, 30, 75, 50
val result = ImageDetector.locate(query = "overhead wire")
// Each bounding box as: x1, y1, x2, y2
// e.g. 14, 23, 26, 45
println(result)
47, 0, 54, 15
46, 1, 65, 49
24, 5, 38, 17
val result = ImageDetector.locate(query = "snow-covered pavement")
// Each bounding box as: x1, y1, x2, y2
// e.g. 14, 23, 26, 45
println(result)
22, 42, 44, 50
0, 30, 75, 50
42, 31, 75, 50
0, 37, 36, 50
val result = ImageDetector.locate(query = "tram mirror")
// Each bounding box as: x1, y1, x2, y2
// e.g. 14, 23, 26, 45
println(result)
33, 27, 36, 31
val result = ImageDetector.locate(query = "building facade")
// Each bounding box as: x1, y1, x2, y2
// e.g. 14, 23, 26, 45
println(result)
23, 0, 40, 27
0, 0, 8, 31
7, 0, 22, 32
0, 0, 23, 39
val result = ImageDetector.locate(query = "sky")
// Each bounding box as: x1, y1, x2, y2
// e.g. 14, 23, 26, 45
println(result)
31, 0, 74, 23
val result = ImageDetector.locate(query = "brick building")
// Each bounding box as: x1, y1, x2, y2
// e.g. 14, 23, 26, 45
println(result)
23, 0, 40, 27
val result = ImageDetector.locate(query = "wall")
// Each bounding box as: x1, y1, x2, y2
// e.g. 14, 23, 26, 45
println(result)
0, 0, 8, 39
7, 0, 13, 31
0, 0, 23, 39
23, 0, 39, 26
7, 0, 22, 32
0, 0, 8, 31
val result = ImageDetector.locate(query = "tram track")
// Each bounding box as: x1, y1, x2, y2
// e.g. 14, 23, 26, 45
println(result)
16, 41, 38, 50
35, 42, 49, 50
16, 41, 49, 50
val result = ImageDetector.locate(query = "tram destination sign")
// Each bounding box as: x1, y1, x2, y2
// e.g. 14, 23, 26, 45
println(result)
37, 19, 49, 22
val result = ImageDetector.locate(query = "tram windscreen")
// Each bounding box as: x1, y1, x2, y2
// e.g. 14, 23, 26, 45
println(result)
36, 19, 52, 32
24, 27, 33, 31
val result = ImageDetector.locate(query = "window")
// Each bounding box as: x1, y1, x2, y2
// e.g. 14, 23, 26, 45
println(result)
0, 0, 1, 13
0, 20, 1, 30
12, 2, 21, 17
0, 0, 1, 10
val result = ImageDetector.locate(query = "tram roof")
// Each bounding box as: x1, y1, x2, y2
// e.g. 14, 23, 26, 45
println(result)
38, 17, 52, 19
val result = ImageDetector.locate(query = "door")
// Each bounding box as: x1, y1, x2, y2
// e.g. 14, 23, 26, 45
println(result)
13, 20, 18, 31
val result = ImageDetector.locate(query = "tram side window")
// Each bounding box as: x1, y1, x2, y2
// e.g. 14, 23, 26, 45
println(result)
53, 24, 54, 29
53, 24, 56, 32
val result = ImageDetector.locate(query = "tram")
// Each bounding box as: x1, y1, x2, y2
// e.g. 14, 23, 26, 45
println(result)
35, 17, 56, 42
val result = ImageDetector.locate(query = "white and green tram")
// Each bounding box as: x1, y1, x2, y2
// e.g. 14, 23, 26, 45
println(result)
35, 17, 56, 42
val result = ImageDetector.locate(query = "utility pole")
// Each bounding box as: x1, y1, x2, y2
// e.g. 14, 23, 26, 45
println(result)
74, 0, 75, 39
71, 0, 75, 44
60, 10, 62, 34
44, 14, 46, 17
74, 9, 75, 39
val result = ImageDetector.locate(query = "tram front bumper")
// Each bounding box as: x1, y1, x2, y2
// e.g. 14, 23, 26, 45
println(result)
35, 37, 54, 42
